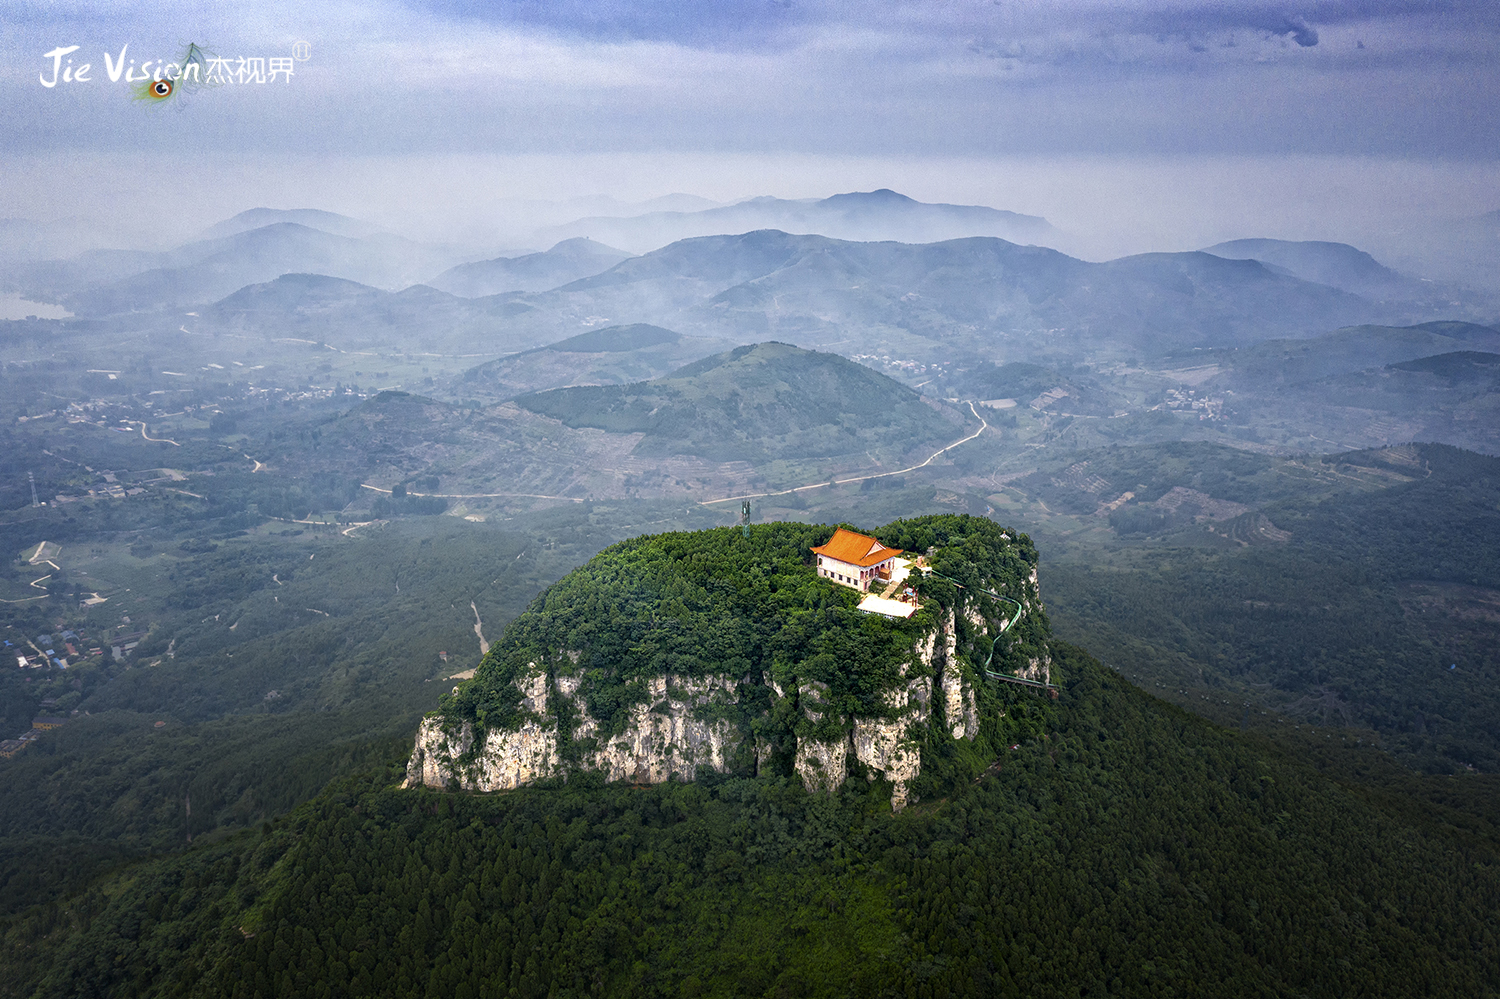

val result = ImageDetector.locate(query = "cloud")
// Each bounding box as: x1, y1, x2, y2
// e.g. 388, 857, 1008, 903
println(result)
1263, 13, 1319, 46
0, 0, 1495, 161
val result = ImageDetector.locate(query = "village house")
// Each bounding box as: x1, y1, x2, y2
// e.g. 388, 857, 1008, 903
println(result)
811, 528, 903, 593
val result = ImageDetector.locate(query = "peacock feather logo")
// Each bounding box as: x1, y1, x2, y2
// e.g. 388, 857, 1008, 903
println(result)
132, 42, 215, 105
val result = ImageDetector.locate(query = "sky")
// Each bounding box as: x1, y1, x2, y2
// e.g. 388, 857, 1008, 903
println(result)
1, 0, 1497, 257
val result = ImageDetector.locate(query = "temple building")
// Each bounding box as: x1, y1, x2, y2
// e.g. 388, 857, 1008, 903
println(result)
811, 528, 903, 593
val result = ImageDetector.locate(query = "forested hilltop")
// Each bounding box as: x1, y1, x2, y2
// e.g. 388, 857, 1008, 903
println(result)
415, 516, 1052, 806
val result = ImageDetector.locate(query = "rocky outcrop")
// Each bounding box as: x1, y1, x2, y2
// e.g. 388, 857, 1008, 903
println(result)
405, 670, 738, 791
405, 713, 560, 791
937, 606, 979, 739
794, 733, 849, 794
579, 674, 740, 784
851, 669, 930, 810
792, 664, 932, 807
791, 679, 846, 792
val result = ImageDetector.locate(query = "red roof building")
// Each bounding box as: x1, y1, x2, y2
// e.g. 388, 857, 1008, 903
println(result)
811, 528, 903, 593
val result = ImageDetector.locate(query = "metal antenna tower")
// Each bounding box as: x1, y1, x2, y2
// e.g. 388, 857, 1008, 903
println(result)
28, 472, 39, 508
741, 500, 752, 537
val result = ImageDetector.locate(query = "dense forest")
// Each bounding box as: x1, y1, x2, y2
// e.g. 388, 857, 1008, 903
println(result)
1044, 444, 1500, 772
6, 648, 1498, 999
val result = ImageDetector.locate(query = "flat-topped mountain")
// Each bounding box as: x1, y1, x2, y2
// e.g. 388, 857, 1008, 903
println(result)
408, 515, 1051, 808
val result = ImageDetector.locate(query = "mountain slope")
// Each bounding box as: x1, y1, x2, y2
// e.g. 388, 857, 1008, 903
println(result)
204, 273, 537, 354
455, 323, 736, 399
12, 646, 1500, 998
1202, 238, 1412, 298
1214, 320, 1500, 388
426, 238, 632, 297
515, 341, 965, 462
1181, 325, 1500, 453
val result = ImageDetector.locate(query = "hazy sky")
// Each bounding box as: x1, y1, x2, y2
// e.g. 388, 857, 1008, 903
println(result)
2, 0, 1496, 254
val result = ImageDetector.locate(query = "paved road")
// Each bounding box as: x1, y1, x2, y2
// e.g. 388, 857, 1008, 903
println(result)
703, 401, 990, 506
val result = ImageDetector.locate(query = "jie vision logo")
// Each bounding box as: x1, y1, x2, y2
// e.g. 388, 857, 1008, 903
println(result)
39, 42, 311, 94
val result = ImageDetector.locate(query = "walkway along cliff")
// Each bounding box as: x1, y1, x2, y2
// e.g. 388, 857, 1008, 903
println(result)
406, 515, 1052, 809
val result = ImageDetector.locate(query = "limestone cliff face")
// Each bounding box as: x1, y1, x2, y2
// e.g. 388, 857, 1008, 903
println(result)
407, 562, 1041, 810
1015, 564, 1052, 684
406, 669, 738, 791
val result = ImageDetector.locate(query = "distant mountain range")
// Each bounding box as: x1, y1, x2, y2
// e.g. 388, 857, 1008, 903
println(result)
1285, 349, 1500, 453
11, 223, 473, 316
198, 208, 386, 241
1172, 321, 1500, 455
427, 239, 632, 297
506, 230, 1408, 359
118, 229, 1460, 363
8, 198, 1494, 366
532, 189, 1059, 253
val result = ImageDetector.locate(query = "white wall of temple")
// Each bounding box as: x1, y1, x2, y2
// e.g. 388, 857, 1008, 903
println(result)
816, 555, 894, 592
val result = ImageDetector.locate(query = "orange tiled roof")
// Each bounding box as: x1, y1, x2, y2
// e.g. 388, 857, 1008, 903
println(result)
811, 528, 902, 568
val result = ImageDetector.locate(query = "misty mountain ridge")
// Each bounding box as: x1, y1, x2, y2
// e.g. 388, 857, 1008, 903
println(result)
531, 189, 1059, 254
1295, 348, 1500, 452
205, 272, 539, 355
558, 192, 727, 216
0, 216, 138, 264
42, 223, 474, 316
10, 218, 1490, 370
198, 208, 387, 241
516, 230, 1401, 359
1201, 238, 1440, 302
155, 228, 1457, 367
1168, 325, 1500, 455
537, 323, 680, 353
426, 238, 633, 297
